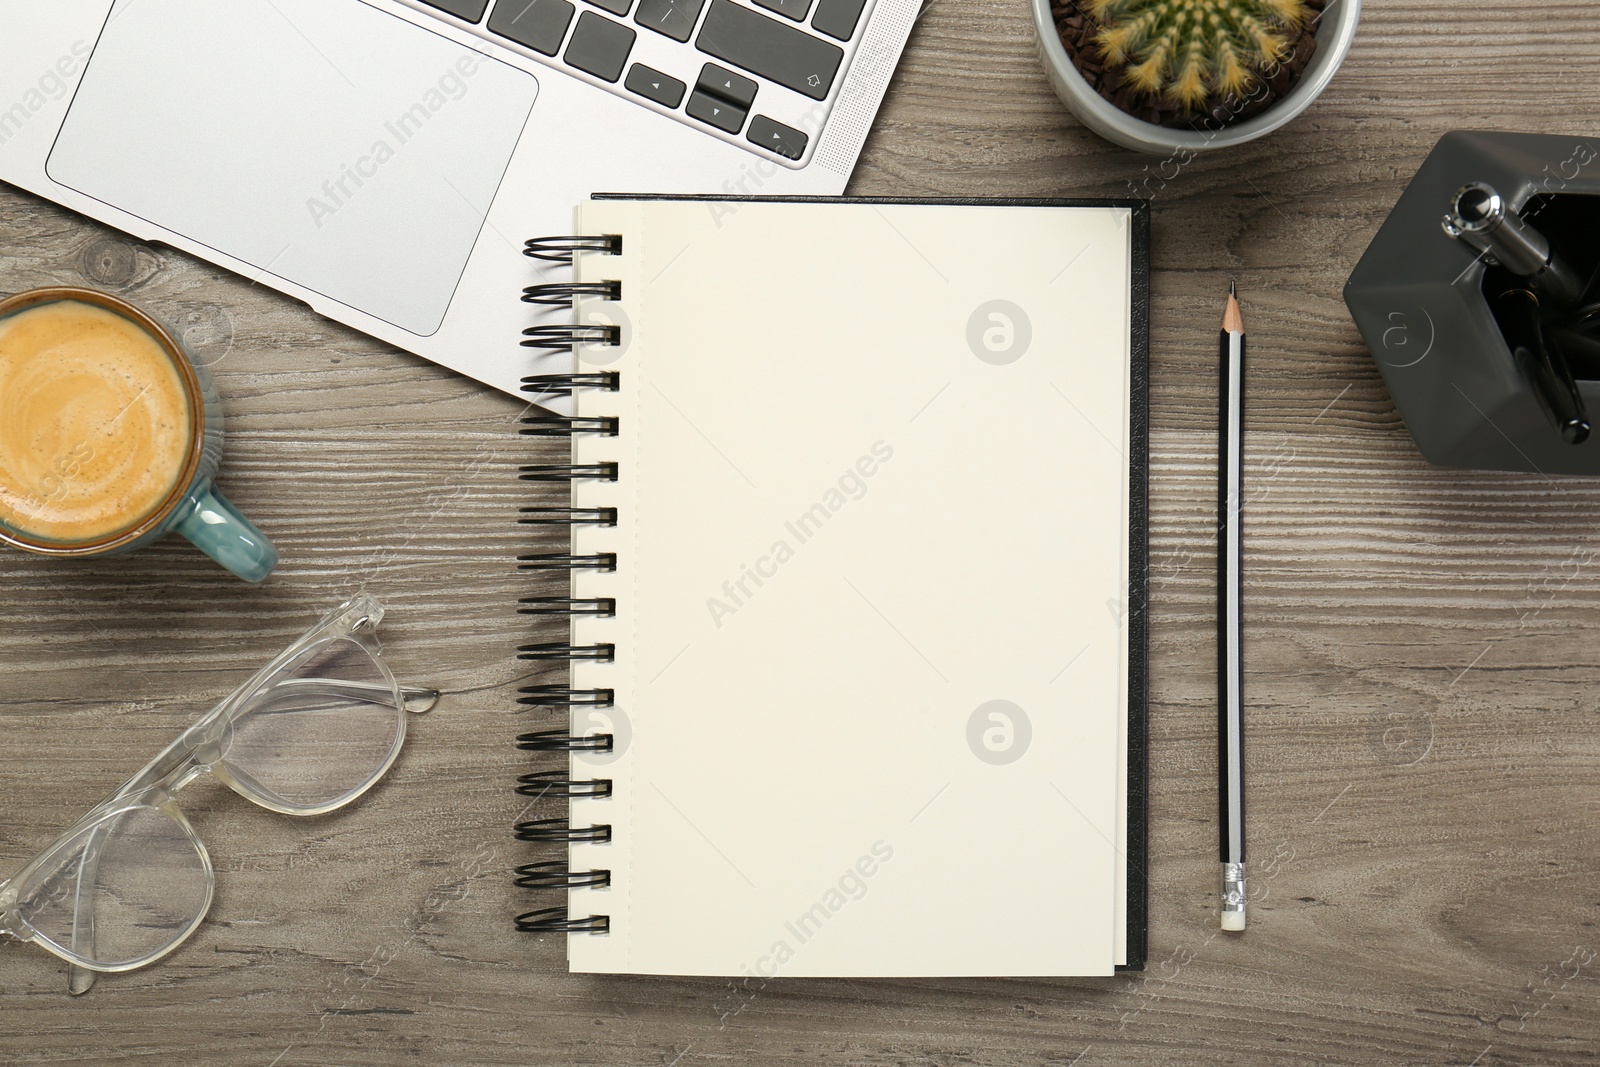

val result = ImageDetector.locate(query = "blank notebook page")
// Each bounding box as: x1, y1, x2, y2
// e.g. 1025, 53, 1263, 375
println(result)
565, 198, 1133, 977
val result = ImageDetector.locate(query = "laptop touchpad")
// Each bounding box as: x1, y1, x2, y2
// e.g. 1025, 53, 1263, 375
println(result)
48, 0, 538, 336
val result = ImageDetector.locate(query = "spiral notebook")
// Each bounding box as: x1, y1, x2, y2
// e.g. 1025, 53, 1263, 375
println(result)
515, 195, 1149, 977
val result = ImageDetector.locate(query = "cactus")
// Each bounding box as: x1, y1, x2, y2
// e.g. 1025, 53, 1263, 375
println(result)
1088, 0, 1313, 110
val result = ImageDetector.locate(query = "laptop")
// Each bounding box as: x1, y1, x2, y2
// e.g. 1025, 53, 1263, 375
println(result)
0, 0, 920, 397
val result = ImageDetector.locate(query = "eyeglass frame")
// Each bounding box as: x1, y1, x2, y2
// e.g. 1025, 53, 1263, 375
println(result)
0, 593, 436, 992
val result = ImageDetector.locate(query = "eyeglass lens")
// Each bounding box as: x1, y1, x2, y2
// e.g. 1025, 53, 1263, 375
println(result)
219, 635, 406, 812
12, 805, 210, 969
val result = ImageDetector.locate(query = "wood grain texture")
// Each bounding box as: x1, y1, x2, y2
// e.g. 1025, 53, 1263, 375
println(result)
2, 0, 1599, 1063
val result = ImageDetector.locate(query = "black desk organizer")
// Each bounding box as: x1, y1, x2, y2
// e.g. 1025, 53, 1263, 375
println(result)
1346, 130, 1600, 475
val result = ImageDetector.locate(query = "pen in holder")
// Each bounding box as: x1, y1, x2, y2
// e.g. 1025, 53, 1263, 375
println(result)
1346, 130, 1600, 474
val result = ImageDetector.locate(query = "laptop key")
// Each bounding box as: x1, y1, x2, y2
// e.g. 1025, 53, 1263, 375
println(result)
747, 115, 807, 160
625, 64, 687, 107
634, 0, 707, 43
753, 0, 812, 21
421, 0, 490, 21
811, 0, 867, 40
696, 0, 844, 101
565, 11, 636, 82
696, 63, 756, 108
586, 0, 633, 13
686, 89, 746, 134
489, 0, 577, 55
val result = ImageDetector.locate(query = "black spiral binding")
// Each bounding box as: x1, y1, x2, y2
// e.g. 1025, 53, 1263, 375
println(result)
518, 596, 615, 617
515, 819, 613, 844
520, 415, 619, 436
520, 372, 620, 406
521, 323, 620, 351
522, 281, 622, 307
515, 862, 612, 888
517, 685, 614, 709
523, 234, 622, 263
518, 642, 616, 662
517, 729, 613, 752
516, 236, 623, 936
519, 462, 619, 482
518, 507, 618, 526
514, 908, 610, 934
518, 552, 618, 572
517, 771, 614, 799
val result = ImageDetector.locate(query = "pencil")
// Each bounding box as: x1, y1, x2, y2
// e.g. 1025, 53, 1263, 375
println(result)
1219, 282, 1247, 932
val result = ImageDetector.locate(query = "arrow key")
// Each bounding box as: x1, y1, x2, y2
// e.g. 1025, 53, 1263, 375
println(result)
625, 63, 687, 108
747, 115, 807, 161
695, 63, 757, 109
687, 88, 748, 133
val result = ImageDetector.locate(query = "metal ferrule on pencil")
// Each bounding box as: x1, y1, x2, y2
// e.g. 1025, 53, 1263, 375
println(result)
1221, 862, 1247, 931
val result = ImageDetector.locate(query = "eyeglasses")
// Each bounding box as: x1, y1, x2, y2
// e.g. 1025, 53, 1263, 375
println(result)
0, 594, 436, 994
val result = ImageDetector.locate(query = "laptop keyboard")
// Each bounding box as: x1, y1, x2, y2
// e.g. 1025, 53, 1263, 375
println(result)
408, 0, 875, 164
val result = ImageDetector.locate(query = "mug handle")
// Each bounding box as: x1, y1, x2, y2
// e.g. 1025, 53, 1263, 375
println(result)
173, 487, 278, 583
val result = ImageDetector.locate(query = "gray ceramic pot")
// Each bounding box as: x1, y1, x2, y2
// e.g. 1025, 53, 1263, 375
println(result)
1031, 0, 1362, 154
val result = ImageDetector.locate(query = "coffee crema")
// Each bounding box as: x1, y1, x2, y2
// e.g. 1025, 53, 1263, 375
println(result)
0, 299, 192, 545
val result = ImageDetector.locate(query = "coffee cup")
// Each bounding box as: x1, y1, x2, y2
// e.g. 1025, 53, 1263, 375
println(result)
0, 287, 277, 582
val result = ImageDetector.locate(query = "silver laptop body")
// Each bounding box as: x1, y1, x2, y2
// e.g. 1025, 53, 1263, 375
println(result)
0, 0, 919, 395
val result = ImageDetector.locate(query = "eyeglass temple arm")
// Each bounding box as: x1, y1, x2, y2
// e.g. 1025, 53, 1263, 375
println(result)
391, 682, 441, 714
67, 820, 113, 995
400, 687, 438, 713
250, 677, 439, 714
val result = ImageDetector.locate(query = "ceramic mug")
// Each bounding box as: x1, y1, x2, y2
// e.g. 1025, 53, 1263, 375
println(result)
0, 287, 277, 582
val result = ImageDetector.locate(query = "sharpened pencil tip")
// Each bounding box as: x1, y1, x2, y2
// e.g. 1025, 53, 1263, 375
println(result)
1230, 279, 1236, 298
1222, 287, 1244, 335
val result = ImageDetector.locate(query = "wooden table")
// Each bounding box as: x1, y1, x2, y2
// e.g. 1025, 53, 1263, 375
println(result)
3, 1, 1598, 1063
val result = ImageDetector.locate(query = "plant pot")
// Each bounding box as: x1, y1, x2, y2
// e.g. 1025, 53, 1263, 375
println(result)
1031, 0, 1363, 154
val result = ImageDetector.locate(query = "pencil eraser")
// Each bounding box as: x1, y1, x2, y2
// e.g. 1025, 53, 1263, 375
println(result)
1221, 911, 1246, 932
